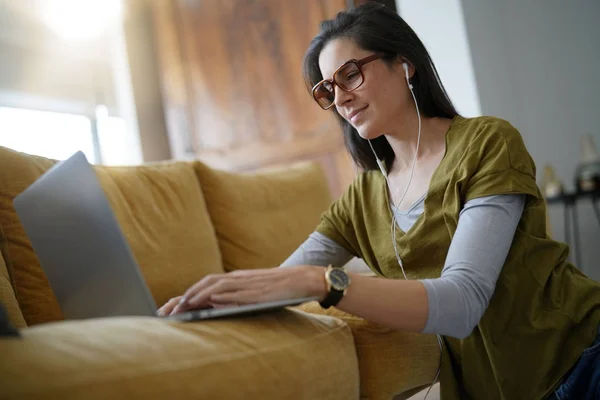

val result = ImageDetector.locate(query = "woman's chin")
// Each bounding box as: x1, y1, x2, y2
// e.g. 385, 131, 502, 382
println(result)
355, 126, 379, 141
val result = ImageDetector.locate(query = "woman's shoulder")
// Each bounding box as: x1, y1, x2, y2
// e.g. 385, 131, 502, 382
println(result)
452, 115, 525, 145
450, 115, 536, 177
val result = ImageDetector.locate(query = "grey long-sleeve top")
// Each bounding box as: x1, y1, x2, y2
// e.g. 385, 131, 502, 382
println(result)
280, 194, 525, 339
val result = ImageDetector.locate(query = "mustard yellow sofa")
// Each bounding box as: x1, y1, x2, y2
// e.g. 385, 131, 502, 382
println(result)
0, 146, 440, 400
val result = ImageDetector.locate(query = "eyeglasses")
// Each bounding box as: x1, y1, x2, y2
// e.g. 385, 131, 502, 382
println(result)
311, 54, 382, 110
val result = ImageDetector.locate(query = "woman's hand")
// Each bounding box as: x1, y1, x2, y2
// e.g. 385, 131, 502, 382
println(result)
162, 266, 327, 316
156, 295, 231, 316
157, 296, 184, 317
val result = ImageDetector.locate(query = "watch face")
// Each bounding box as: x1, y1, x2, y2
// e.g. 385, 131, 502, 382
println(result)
329, 269, 350, 291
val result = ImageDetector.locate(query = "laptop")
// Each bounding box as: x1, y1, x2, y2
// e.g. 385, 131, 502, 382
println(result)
13, 151, 318, 322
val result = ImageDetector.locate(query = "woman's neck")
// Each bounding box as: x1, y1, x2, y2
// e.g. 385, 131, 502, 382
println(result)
385, 115, 453, 174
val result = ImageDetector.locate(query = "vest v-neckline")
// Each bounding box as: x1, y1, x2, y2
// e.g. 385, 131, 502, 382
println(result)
391, 192, 426, 216
381, 115, 459, 236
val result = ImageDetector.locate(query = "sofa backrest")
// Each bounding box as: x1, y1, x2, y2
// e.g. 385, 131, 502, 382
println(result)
193, 161, 332, 271
0, 146, 224, 325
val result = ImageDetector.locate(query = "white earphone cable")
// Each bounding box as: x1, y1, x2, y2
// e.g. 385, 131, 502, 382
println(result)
390, 74, 421, 280
367, 64, 442, 399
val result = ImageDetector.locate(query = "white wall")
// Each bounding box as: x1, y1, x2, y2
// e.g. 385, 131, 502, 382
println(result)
461, 0, 600, 279
396, 0, 600, 279
396, 0, 481, 117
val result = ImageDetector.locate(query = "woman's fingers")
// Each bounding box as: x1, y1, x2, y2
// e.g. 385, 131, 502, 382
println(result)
158, 270, 275, 316
179, 271, 267, 306
181, 274, 222, 302
185, 276, 251, 309
157, 296, 182, 316
179, 271, 249, 301
167, 266, 322, 316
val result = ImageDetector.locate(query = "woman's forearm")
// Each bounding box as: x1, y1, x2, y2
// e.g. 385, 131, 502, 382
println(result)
307, 194, 525, 337
322, 272, 430, 333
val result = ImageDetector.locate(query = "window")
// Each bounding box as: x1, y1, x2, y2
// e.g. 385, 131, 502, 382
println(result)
0, 107, 98, 162
0, 0, 143, 166
0, 106, 132, 165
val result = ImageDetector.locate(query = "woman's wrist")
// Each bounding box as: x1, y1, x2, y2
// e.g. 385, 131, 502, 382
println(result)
307, 266, 328, 301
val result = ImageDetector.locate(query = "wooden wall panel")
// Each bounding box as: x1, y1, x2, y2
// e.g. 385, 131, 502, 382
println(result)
150, 0, 197, 159
151, 0, 356, 197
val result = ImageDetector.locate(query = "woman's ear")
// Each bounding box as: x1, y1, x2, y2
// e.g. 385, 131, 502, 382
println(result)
399, 59, 415, 79
392, 56, 415, 80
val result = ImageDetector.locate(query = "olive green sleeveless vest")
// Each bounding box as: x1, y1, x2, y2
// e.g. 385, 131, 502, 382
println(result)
316, 115, 600, 399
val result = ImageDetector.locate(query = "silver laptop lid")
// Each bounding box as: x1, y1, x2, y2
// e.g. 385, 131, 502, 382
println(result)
13, 151, 157, 320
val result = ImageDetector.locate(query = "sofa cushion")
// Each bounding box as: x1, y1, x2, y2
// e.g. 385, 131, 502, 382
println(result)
0, 229, 26, 329
296, 301, 441, 400
93, 163, 224, 309
0, 146, 223, 325
0, 147, 63, 325
194, 161, 332, 271
0, 309, 359, 400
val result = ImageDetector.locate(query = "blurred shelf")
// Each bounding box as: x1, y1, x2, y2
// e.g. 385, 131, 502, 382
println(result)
545, 189, 600, 271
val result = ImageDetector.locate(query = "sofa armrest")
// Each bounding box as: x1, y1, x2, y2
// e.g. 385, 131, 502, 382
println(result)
0, 310, 358, 400
295, 302, 441, 400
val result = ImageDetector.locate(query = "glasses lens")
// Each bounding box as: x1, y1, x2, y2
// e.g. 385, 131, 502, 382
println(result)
335, 62, 362, 91
313, 81, 334, 109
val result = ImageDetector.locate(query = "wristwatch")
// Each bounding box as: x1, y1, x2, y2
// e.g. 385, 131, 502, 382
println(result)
319, 265, 351, 309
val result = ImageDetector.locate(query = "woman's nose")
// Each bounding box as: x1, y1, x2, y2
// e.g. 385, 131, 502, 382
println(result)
333, 85, 353, 107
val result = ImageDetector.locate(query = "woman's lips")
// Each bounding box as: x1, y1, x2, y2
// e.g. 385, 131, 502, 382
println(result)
349, 106, 368, 123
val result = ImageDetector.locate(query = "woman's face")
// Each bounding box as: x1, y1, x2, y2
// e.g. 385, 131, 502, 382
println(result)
318, 38, 413, 140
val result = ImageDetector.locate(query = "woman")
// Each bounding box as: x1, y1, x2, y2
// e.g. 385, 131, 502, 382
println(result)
158, 4, 600, 399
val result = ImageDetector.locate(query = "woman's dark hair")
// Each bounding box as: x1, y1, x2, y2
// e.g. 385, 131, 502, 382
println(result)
303, 3, 458, 172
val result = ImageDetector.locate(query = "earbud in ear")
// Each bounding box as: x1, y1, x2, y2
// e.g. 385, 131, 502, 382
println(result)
402, 62, 413, 90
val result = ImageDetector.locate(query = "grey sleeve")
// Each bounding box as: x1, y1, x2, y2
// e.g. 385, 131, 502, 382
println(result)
419, 194, 525, 339
279, 231, 354, 268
